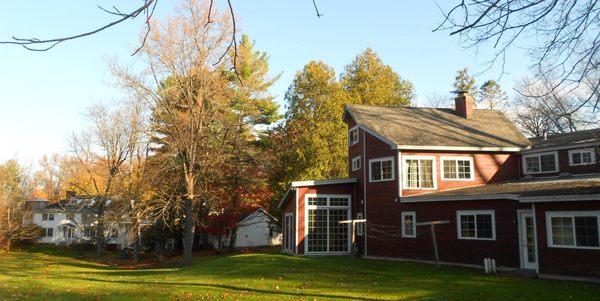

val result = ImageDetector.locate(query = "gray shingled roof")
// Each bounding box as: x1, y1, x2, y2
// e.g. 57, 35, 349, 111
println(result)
528, 128, 600, 151
345, 105, 531, 150
402, 176, 600, 200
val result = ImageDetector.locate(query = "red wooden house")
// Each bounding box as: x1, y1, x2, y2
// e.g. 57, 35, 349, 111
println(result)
278, 92, 600, 278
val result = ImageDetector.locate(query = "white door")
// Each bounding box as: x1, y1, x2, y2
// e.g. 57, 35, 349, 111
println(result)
519, 211, 537, 270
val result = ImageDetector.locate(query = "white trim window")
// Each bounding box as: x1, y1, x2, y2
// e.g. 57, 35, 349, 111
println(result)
351, 156, 361, 171
356, 212, 364, 236
42, 213, 55, 221
442, 157, 474, 180
457, 210, 496, 240
568, 148, 596, 166
401, 212, 416, 238
44, 228, 53, 237
403, 156, 436, 189
369, 157, 394, 182
546, 211, 600, 249
305, 194, 351, 254
523, 152, 559, 174
349, 126, 359, 146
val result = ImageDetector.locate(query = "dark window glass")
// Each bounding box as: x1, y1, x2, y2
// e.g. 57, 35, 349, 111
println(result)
575, 216, 599, 247
476, 214, 493, 238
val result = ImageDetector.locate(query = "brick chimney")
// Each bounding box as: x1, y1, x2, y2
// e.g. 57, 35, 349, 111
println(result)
454, 91, 474, 118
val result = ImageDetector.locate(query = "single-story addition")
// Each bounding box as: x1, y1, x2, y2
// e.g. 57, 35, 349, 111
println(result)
278, 91, 600, 279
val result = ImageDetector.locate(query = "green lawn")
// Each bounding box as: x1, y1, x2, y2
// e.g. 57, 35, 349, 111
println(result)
0, 247, 599, 300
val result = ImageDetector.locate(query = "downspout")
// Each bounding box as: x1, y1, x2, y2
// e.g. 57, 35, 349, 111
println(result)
363, 129, 368, 256
398, 151, 403, 198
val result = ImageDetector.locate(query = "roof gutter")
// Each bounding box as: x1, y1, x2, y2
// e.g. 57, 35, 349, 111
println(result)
401, 193, 600, 203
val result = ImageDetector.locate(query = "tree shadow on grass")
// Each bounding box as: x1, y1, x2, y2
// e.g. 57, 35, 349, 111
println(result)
50, 275, 389, 301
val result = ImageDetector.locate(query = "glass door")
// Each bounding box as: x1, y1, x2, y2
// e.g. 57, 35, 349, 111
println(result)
519, 212, 537, 270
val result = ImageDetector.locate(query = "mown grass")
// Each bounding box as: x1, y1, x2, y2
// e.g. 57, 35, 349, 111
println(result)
0, 245, 599, 300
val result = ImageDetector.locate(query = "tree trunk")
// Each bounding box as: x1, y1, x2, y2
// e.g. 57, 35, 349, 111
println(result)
96, 219, 105, 256
182, 197, 195, 265
5, 238, 11, 252
228, 227, 237, 252
132, 220, 140, 263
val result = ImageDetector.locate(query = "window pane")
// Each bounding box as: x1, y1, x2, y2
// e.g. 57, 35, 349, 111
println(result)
406, 159, 419, 188
329, 197, 349, 207
308, 197, 327, 206
371, 161, 382, 181
575, 216, 599, 247
525, 157, 540, 173
582, 152, 592, 163
420, 160, 434, 188
307, 209, 328, 252
572, 152, 582, 164
476, 214, 493, 238
404, 214, 414, 236
551, 217, 574, 246
460, 215, 476, 238
540, 154, 556, 172
458, 160, 471, 179
381, 160, 392, 180
328, 209, 349, 252
443, 160, 457, 179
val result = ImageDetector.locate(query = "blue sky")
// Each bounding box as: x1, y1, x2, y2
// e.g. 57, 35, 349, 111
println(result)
0, 0, 530, 163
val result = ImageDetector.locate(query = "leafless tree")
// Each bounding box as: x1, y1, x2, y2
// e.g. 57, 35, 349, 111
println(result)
111, 0, 234, 265
70, 102, 134, 256
512, 76, 600, 137
422, 92, 452, 108
436, 0, 600, 109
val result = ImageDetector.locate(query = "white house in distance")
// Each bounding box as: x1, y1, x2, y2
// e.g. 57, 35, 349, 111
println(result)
214, 208, 282, 248
24, 192, 132, 250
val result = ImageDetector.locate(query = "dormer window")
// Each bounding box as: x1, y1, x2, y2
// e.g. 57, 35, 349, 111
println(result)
523, 152, 558, 174
349, 126, 359, 146
569, 148, 596, 166
442, 157, 474, 180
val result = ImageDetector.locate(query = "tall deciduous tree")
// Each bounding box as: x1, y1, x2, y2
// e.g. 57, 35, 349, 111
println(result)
342, 48, 414, 106
112, 0, 233, 265
275, 61, 349, 186
71, 102, 134, 256
453, 67, 478, 97
478, 80, 507, 109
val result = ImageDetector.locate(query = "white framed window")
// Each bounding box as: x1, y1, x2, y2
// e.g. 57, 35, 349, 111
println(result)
546, 211, 600, 249
44, 228, 53, 237
403, 156, 436, 189
42, 213, 55, 221
568, 148, 596, 166
356, 212, 364, 236
402, 212, 416, 238
369, 157, 394, 182
523, 152, 558, 174
441, 157, 474, 180
305, 194, 351, 254
351, 156, 361, 171
349, 126, 359, 146
457, 210, 496, 240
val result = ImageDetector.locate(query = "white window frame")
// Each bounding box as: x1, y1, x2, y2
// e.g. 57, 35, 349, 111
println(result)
349, 126, 359, 146
356, 212, 364, 236
401, 212, 416, 238
545, 211, 600, 250
568, 148, 596, 166
456, 210, 496, 241
304, 194, 352, 255
522, 151, 559, 174
351, 156, 361, 171
441, 156, 474, 181
44, 228, 53, 237
369, 156, 395, 182
402, 156, 437, 189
